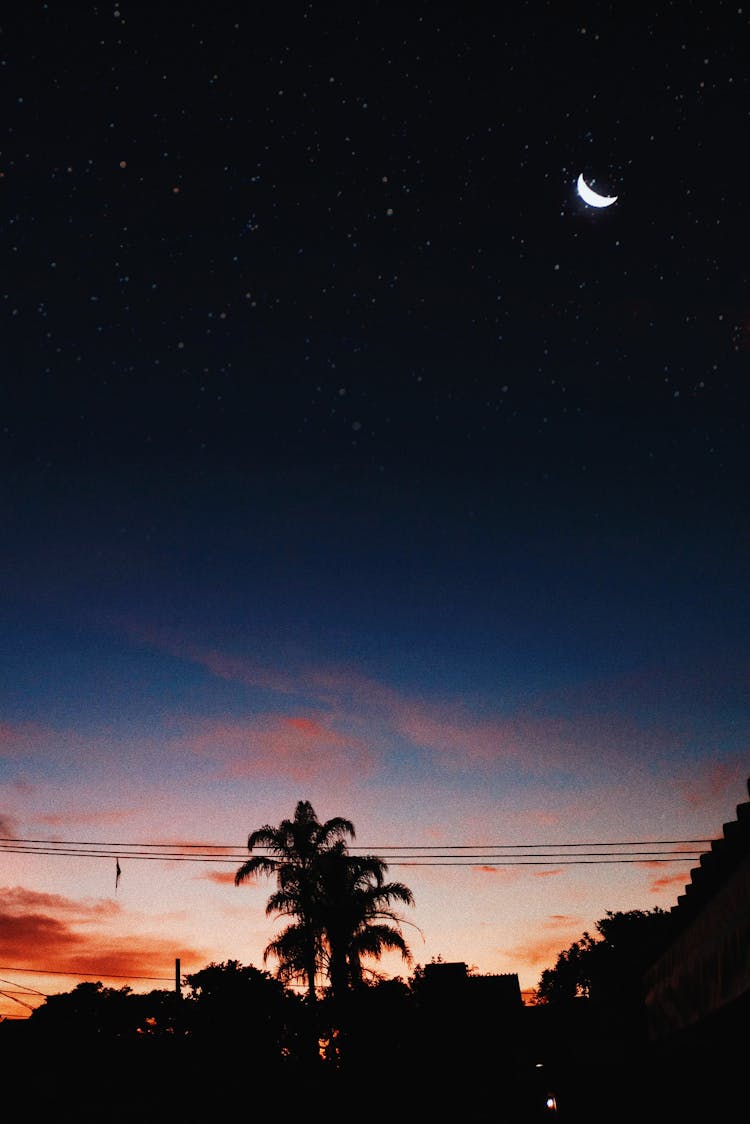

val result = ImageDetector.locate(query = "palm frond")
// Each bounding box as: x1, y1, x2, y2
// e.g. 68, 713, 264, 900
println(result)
353, 923, 412, 963
234, 855, 278, 885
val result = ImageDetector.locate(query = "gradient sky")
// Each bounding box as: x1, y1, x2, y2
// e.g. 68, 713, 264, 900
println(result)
1, 3, 748, 1017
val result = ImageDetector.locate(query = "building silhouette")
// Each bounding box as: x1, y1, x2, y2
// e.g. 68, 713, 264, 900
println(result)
642, 777, 750, 1114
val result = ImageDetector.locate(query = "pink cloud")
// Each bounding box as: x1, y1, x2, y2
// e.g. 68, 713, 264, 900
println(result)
301, 663, 697, 776
392, 706, 519, 766
176, 646, 299, 696
391, 700, 686, 777
38, 808, 138, 828
121, 622, 724, 783
171, 713, 375, 782
0, 812, 20, 836
121, 622, 299, 695
0, 721, 125, 771
677, 756, 748, 809
0, 721, 53, 758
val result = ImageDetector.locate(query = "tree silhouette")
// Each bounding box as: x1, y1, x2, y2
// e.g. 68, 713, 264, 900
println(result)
235, 802, 415, 1010
234, 800, 355, 1002
183, 959, 298, 1064
27, 980, 184, 1041
317, 842, 415, 1000
28, 980, 139, 1038
535, 907, 674, 1037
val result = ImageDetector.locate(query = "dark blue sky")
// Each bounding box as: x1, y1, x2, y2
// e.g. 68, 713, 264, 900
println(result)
0, 3, 748, 1006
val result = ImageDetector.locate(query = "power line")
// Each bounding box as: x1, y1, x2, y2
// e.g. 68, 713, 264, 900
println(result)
0, 847, 705, 866
0, 965, 176, 1015
0, 827, 711, 1008
0, 835, 716, 849
0, 977, 47, 996
0, 965, 173, 981
0, 990, 36, 1012
0, 833, 713, 867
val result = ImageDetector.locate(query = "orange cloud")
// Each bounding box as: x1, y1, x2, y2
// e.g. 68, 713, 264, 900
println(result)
544, 913, 583, 929
463, 865, 533, 883
0, 886, 119, 966
509, 934, 573, 974
645, 868, 693, 895
0, 885, 205, 983
200, 869, 244, 885
508, 914, 586, 975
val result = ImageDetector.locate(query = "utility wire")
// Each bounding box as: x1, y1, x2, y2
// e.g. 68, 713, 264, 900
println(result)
0, 834, 715, 849
0, 834, 713, 867
0, 977, 47, 996
0, 965, 174, 981
0, 966, 175, 1014
0, 830, 716, 1014
0, 990, 36, 1012
0, 847, 705, 865
0, 833, 711, 1005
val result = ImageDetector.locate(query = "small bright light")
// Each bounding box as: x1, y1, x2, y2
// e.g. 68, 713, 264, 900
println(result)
546, 1096, 557, 1110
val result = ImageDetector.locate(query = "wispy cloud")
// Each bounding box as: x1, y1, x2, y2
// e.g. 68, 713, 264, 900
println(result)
0, 812, 20, 836
170, 713, 375, 782
122, 622, 300, 696
678, 756, 748, 808
508, 913, 586, 975
644, 867, 693, 895
200, 869, 243, 885
37, 809, 138, 828
0, 721, 54, 758
125, 625, 704, 784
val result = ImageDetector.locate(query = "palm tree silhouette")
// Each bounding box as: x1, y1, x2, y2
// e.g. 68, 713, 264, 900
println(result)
234, 800, 355, 1003
317, 842, 415, 1001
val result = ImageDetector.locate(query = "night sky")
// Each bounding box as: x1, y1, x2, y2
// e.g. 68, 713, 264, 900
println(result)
1, 3, 748, 1012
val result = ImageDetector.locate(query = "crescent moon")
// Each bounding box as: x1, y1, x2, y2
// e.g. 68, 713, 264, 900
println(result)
577, 173, 618, 208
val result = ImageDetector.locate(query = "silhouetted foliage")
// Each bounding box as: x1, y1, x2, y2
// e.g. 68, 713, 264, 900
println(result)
535, 907, 675, 1037
234, 799, 356, 1002
316, 976, 416, 1071
28, 980, 142, 1038
183, 958, 301, 1062
25, 962, 303, 1066
317, 841, 415, 1001
235, 801, 415, 1004
234, 801, 416, 1072
132, 987, 182, 1036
